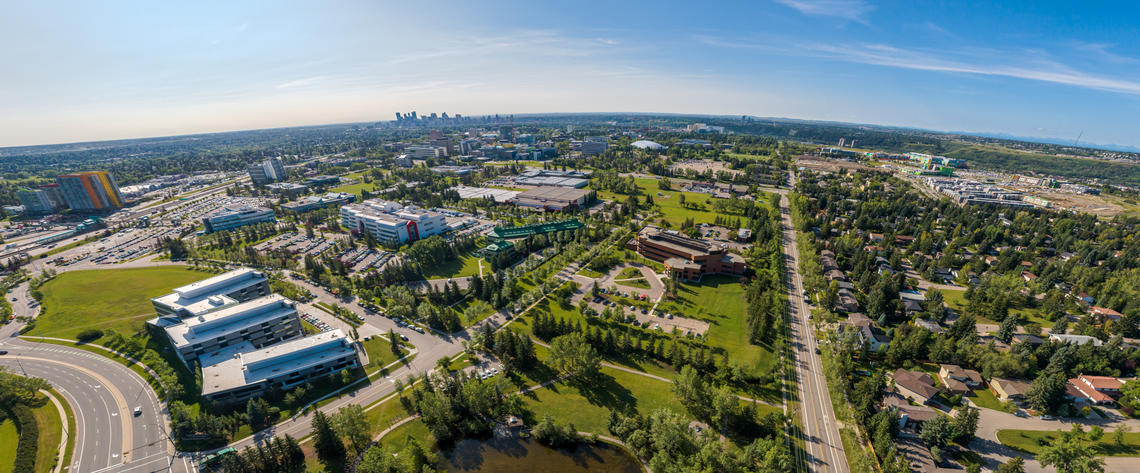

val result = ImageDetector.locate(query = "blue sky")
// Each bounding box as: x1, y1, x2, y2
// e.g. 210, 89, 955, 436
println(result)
4, 0, 1140, 148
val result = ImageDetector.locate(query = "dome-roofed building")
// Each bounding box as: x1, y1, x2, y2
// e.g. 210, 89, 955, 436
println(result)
631, 140, 666, 150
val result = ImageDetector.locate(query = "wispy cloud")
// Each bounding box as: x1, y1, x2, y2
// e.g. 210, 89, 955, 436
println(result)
773, 0, 874, 23
276, 76, 325, 89
698, 34, 1140, 96
804, 42, 1140, 95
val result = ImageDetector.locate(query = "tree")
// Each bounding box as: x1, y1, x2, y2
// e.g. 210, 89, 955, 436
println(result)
997, 314, 1018, 343
952, 407, 980, 445
332, 404, 371, 455
1026, 373, 1068, 414
1038, 426, 1105, 473
549, 332, 601, 380
311, 410, 345, 466
1114, 425, 1131, 447
919, 415, 955, 449
996, 457, 1025, 473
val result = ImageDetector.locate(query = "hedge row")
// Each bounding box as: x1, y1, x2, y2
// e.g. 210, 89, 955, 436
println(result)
10, 404, 40, 473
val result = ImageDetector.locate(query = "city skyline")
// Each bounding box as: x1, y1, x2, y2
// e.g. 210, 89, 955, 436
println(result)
4, 1, 1140, 148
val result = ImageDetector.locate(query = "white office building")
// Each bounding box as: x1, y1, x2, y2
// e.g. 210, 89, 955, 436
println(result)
163, 294, 303, 367
203, 206, 277, 233
405, 146, 444, 159
200, 329, 359, 403
150, 268, 271, 319
340, 199, 447, 244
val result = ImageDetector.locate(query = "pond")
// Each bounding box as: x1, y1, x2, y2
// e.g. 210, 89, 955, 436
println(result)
440, 436, 642, 473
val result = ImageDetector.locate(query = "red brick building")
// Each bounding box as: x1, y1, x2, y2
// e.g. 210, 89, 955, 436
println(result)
631, 226, 746, 281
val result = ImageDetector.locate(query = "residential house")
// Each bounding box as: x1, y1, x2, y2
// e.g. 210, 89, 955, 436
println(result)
1091, 306, 1124, 323
1067, 374, 1123, 406
836, 288, 860, 313
893, 369, 941, 405
858, 325, 890, 352
1021, 271, 1038, 282
1050, 334, 1104, 346
989, 377, 1032, 403
938, 364, 983, 395
884, 393, 938, 430
915, 319, 945, 334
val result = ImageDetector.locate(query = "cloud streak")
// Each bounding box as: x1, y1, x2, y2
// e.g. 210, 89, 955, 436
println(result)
773, 0, 874, 23
698, 35, 1140, 96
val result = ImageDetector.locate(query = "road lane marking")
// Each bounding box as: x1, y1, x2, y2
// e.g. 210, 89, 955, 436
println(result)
11, 356, 134, 463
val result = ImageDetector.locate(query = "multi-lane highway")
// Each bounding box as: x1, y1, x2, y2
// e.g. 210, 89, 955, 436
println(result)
777, 173, 850, 473
0, 322, 186, 473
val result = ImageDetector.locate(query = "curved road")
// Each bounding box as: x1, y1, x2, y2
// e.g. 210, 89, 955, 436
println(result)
0, 322, 182, 473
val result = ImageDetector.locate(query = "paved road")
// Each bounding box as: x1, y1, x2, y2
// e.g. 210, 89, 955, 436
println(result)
0, 323, 184, 473
778, 173, 850, 473
972, 407, 1140, 473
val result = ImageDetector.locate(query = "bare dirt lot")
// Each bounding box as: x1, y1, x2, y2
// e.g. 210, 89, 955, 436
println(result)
794, 155, 876, 173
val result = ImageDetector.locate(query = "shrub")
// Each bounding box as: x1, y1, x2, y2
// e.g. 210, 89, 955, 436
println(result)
76, 329, 104, 343
10, 404, 40, 473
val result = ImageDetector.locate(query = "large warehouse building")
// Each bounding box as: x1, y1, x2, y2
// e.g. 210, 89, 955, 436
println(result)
511, 186, 595, 211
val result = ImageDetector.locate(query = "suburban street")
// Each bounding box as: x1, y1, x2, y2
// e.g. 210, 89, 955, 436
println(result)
778, 172, 850, 473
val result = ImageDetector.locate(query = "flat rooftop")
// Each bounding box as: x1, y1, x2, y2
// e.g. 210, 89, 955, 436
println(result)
515, 186, 593, 202
152, 268, 266, 315
164, 294, 296, 348
201, 329, 356, 396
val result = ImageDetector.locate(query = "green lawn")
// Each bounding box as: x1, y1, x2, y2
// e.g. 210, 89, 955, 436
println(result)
32, 394, 63, 473
657, 276, 776, 373
27, 267, 212, 339
997, 429, 1140, 456
617, 267, 642, 279
359, 335, 403, 373
576, 268, 603, 278
971, 389, 1017, 413
616, 278, 651, 290
421, 254, 484, 280
597, 178, 723, 228
942, 288, 1052, 327
0, 417, 16, 473
330, 180, 380, 197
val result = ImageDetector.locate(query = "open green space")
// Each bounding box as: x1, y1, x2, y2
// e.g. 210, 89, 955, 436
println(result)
576, 267, 603, 278
942, 288, 1052, 327
421, 253, 484, 280
616, 278, 651, 290
0, 417, 15, 473
657, 276, 776, 372
970, 388, 1017, 413
27, 266, 211, 339
359, 335, 403, 373
596, 177, 723, 227
617, 267, 642, 279
31, 394, 63, 473
997, 429, 1140, 456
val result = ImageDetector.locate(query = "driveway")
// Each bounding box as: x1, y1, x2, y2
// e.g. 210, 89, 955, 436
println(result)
971, 406, 1140, 473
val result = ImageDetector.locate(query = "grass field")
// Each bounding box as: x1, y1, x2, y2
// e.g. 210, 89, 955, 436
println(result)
32, 394, 63, 473
421, 254, 484, 280
359, 335, 402, 373
0, 417, 15, 473
997, 429, 1140, 456
942, 288, 1053, 327
27, 267, 211, 339
596, 178, 723, 227
330, 179, 380, 197
657, 276, 777, 373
